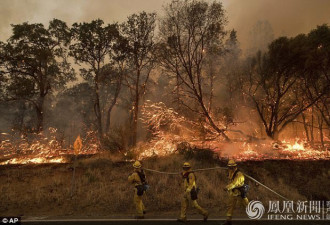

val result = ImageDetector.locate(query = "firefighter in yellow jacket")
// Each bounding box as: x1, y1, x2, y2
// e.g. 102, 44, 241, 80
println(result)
177, 162, 209, 222
128, 161, 148, 219
222, 160, 249, 225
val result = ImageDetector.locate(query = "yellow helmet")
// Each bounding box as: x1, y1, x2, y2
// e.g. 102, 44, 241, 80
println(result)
133, 160, 142, 169
227, 159, 237, 167
183, 162, 191, 168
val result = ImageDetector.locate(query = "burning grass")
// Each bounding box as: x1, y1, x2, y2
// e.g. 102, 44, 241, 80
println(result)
0, 128, 100, 165
0, 102, 329, 166
139, 101, 329, 161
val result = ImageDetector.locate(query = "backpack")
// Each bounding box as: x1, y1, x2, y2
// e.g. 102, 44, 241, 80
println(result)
136, 170, 149, 196
231, 169, 249, 198
137, 170, 146, 184
182, 172, 199, 200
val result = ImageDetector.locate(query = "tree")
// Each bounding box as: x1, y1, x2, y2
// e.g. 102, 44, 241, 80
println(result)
121, 12, 156, 146
0, 19, 74, 131
302, 25, 330, 127
70, 19, 122, 137
244, 33, 329, 139
298, 25, 330, 146
158, 0, 229, 140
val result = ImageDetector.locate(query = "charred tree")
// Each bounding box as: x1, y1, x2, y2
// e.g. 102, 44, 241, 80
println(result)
121, 12, 156, 146
158, 0, 229, 140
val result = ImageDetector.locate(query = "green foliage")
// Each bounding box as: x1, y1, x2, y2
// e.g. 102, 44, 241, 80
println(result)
69, 19, 125, 137
70, 19, 120, 82
121, 11, 156, 67
0, 19, 75, 131
244, 24, 330, 138
0, 3, 328, 144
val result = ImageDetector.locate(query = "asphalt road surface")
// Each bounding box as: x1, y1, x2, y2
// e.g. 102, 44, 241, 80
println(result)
21, 219, 329, 225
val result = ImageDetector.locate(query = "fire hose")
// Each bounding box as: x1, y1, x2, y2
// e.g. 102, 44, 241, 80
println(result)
144, 167, 290, 201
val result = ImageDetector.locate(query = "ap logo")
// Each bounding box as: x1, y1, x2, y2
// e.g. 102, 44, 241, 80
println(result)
1, 217, 20, 224
246, 200, 265, 219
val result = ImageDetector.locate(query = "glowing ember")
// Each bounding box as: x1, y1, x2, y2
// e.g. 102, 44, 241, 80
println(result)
1, 102, 328, 165
284, 140, 305, 151
0, 128, 100, 165
2, 156, 67, 165
140, 101, 329, 161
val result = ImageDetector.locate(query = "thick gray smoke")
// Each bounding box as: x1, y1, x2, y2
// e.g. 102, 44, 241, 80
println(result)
225, 0, 330, 50
1, 0, 329, 51
0, 0, 329, 142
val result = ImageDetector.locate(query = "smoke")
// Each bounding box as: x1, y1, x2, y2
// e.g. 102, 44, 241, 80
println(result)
0, 0, 329, 140
225, 0, 330, 50
0, 0, 165, 41
1, 0, 329, 50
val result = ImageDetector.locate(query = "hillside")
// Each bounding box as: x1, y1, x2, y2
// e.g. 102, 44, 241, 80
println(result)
0, 152, 329, 218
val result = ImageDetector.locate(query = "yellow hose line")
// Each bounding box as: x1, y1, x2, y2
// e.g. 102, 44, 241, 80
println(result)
144, 166, 290, 200
144, 168, 179, 175
144, 166, 227, 174
243, 173, 289, 201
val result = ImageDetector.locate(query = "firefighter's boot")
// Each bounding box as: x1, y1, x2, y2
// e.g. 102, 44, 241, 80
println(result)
177, 217, 187, 223
222, 217, 232, 225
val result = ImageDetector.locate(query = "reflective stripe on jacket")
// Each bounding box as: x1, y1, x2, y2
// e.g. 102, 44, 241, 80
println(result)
183, 172, 196, 192
226, 169, 245, 196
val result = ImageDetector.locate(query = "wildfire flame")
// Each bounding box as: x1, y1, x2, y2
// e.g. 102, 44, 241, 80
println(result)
0, 101, 328, 165
139, 101, 329, 161
0, 128, 99, 165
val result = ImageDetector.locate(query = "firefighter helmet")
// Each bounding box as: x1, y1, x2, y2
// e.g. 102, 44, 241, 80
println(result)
183, 162, 191, 168
227, 159, 237, 167
133, 160, 142, 169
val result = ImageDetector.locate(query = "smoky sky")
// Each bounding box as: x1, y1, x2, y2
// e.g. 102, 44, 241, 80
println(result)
0, 0, 329, 50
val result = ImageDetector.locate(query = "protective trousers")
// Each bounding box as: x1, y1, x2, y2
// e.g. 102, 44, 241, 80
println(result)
133, 189, 145, 216
226, 195, 249, 218
180, 192, 208, 219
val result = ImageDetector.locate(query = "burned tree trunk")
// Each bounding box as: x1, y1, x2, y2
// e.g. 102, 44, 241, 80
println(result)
94, 83, 103, 137
121, 12, 156, 147
36, 103, 44, 132
318, 115, 325, 149
105, 79, 122, 134
158, 0, 229, 140
302, 113, 310, 142
131, 70, 140, 146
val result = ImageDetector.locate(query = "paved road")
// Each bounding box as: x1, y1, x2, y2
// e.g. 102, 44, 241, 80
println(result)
21, 219, 329, 225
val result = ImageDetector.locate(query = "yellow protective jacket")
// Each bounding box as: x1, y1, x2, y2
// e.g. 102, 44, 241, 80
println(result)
226, 169, 245, 197
182, 171, 196, 192
128, 171, 144, 187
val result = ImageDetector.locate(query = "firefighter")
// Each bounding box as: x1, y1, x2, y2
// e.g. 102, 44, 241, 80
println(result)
222, 159, 249, 225
177, 162, 209, 222
128, 160, 148, 219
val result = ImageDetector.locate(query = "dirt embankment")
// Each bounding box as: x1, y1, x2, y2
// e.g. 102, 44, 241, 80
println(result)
0, 153, 329, 218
